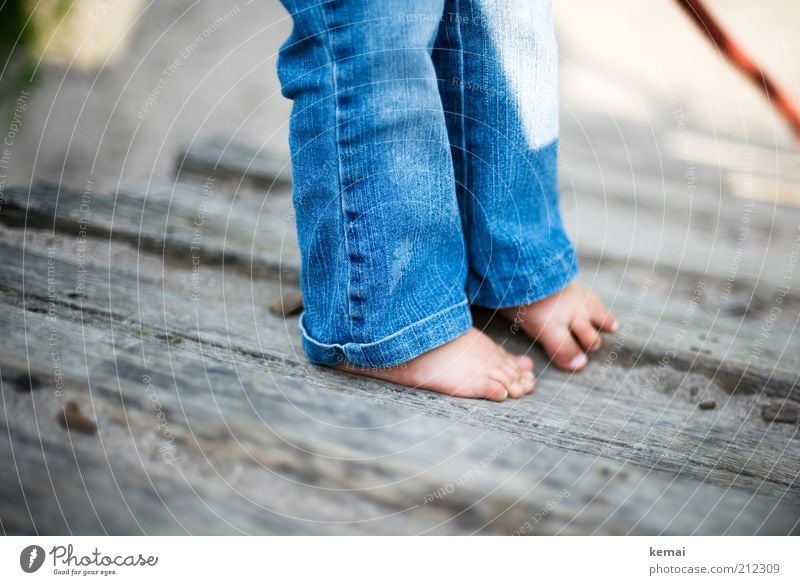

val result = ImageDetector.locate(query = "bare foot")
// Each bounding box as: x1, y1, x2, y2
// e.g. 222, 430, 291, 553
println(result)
336, 328, 535, 401
500, 283, 618, 372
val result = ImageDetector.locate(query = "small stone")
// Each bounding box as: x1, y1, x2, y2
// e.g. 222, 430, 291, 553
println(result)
761, 402, 799, 424
270, 290, 304, 317
57, 401, 98, 435
698, 400, 716, 410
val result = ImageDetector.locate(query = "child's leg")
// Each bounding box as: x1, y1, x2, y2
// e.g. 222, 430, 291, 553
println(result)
277, 0, 534, 398
433, 0, 617, 370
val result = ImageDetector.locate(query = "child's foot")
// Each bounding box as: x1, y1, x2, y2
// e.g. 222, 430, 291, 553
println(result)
500, 283, 618, 372
335, 328, 534, 401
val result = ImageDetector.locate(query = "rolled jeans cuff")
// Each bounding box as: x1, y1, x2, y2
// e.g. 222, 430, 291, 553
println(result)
299, 300, 473, 368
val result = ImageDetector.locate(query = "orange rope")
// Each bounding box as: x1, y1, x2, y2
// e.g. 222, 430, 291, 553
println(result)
675, 0, 800, 141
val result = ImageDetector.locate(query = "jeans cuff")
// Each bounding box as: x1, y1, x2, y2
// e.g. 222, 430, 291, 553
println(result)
469, 245, 580, 309
299, 300, 473, 368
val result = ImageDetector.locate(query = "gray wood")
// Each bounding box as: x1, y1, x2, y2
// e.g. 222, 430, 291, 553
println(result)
2, 122, 799, 535
176, 140, 293, 188
2, 293, 797, 535
172, 134, 800, 290
562, 134, 799, 202
563, 194, 800, 298
0, 182, 300, 280
2, 178, 797, 402
1, 233, 798, 508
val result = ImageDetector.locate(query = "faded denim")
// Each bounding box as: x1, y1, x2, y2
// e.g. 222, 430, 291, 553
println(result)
277, 0, 578, 368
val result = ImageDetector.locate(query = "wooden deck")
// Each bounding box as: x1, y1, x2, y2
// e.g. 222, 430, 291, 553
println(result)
1, 112, 799, 535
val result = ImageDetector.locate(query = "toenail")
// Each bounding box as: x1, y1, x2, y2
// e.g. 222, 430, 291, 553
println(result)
569, 354, 588, 369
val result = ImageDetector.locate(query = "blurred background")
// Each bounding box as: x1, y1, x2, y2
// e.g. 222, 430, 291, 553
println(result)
0, 0, 798, 194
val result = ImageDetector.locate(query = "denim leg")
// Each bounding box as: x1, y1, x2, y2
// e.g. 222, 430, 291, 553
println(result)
433, 0, 579, 309
277, 0, 472, 368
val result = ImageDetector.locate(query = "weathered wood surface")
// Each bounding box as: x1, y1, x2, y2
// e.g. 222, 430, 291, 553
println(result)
0, 181, 300, 279
1, 122, 799, 534
3, 166, 799, 402
1, 234, 798, 501
2, 283, 797, 535
1, 222, 798, 534
176, 139, 293, 188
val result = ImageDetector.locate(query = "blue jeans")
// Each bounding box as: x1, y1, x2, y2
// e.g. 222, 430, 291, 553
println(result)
277, 0, 578, 368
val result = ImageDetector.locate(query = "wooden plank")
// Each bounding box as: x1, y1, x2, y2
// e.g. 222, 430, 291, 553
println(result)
2, 292, 797, 535
169, 131, 800, 291
167, 142, 800, 393
177, 128, 800, 219
562, 182, 800, 291
560, 110, 800, 195
177, 131, 800, 273
4, 178, 800, 399
175, 140, 293, 189
0, 182, 300, 279
5, 177, 798, 300
578, 261, 800, 400
3, 106, 797, 537
173, 132, 800, 253
167, 139, 800, 347
2, 179, 797, 402
2, 232, 798, 506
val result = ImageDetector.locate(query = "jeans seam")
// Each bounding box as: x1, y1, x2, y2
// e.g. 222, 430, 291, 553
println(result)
318, 6, 357, 339
454, 0, 470, 259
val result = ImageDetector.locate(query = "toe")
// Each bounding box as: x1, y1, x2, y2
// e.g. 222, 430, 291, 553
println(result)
538, 326, 588, 371
591, 306, 618, 333
520, 370, 536, 394
491, 363, 525, 398
499, 351, 532, 376
506, 375, 527, 399
489, 364, 515, 388
500, 360, 519, 378
573, 319, 602, 352
513, 353, 534, 373
484, 380, 509, 402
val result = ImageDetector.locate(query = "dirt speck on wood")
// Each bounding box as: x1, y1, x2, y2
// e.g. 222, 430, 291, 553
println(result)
57, 401, 99, 435
270, 290, 304, 317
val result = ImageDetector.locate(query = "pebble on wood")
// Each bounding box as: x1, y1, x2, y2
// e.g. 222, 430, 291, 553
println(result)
57, 401, 99, 435
269, 290, 304, 317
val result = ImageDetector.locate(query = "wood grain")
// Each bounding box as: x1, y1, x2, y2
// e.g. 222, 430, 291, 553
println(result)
2, 292, 797, 535
2, 125, 799, 535
1, 233, 797, 511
